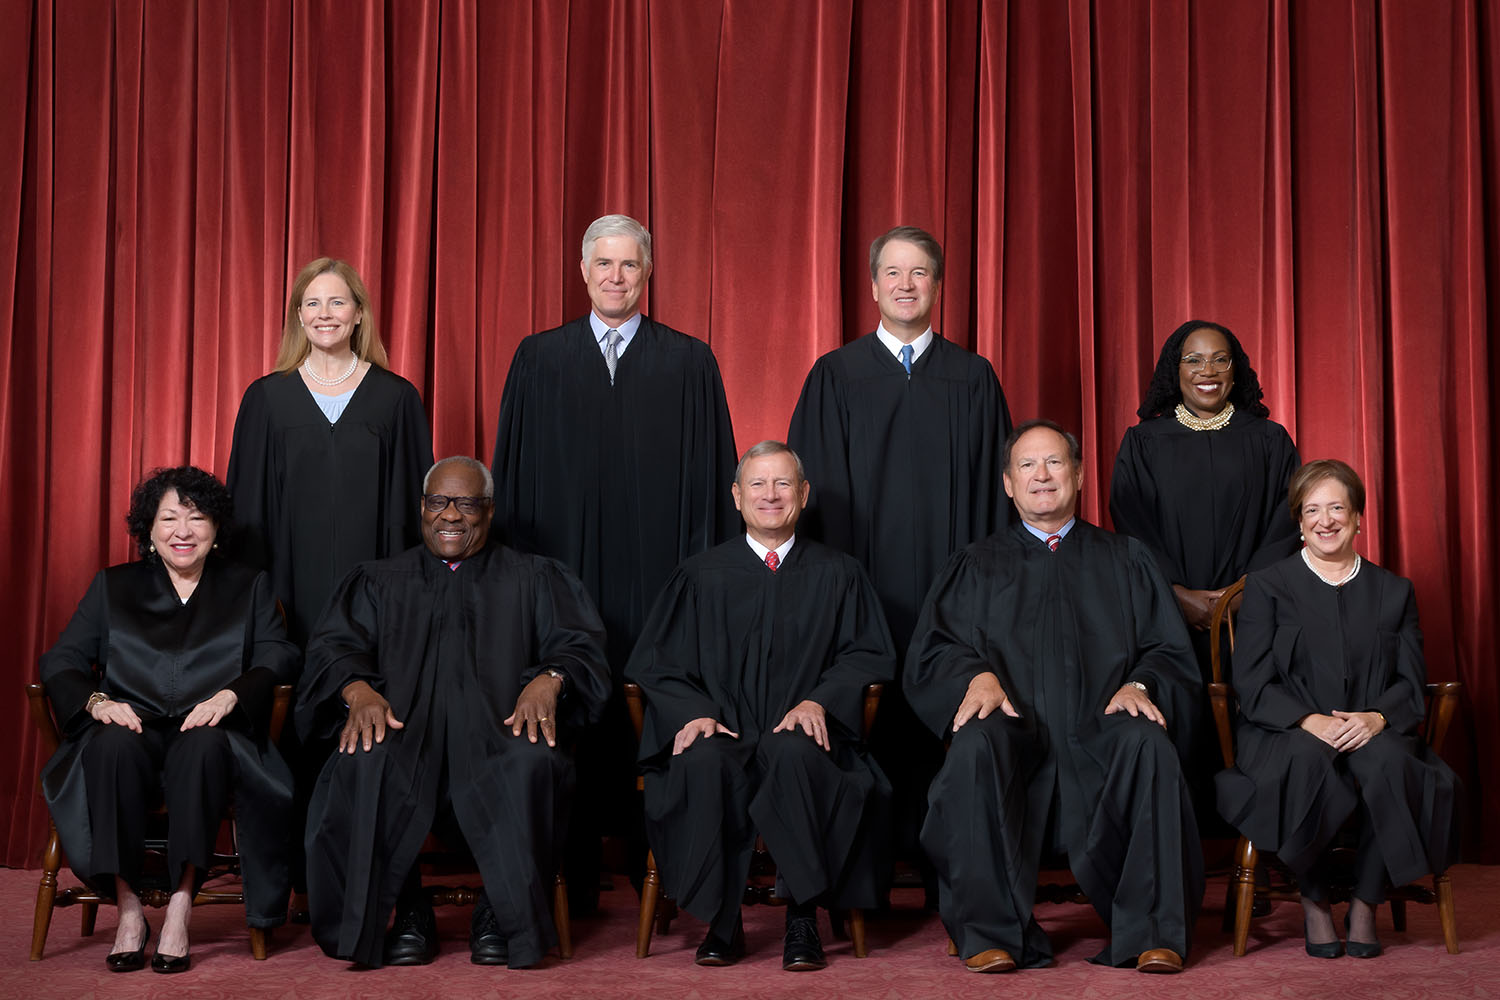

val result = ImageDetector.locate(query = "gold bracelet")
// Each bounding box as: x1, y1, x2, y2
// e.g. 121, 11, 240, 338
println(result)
85, 691, 108, 716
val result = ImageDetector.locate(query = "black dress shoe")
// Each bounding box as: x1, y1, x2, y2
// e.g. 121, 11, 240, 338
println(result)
783, 912, 827, 971
469, 893, 508, 965
695, 918, 746, 966
106, 922, 149, 973
151, 950, 191, 974
384, 904, 439, 966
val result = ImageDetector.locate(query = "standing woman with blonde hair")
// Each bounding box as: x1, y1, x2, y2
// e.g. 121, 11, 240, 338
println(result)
226, 257, 434, 915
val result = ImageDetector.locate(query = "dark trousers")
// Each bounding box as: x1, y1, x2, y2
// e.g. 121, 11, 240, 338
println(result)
81, 719, 234, 895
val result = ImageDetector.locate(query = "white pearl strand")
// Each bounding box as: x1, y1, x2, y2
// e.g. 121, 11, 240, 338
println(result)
302, 353, 360, 386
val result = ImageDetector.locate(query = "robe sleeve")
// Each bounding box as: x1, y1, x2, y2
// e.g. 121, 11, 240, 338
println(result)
1231, 570, 1313, 730
1108, 425, 1181, 583
974, 359, 1014, 533
1119, 538, 1202, 753
1367, 579, 1427, 734
384, 376, 435, 556
520, 558, 612, 729
225, 378, 277, 572
625, 567, 725, 762
903, 550, 1004, 738
38, 571, 108, 737
687, 344, 739, 549
295, 565, 386, 741
803, 561, 897, 737
492, 337, 538, 553
225, 570, 302, 736
1245, 424, 1302, 573
786, 358, 855, 551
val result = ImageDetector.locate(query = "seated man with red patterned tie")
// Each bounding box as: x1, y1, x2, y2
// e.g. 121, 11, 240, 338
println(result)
906, 420, 1204, 974
626, 441, 896, 971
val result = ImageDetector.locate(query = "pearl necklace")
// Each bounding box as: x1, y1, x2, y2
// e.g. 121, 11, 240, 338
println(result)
1301, 547, 1362, 587
302, 354, 360, 386
1174, 401, 1234, 431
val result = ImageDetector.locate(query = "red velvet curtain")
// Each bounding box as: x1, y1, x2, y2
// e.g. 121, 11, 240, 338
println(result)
3, 0, 1496, 865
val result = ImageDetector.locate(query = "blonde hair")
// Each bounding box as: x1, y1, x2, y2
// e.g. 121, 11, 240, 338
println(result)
273, 258, 390, 373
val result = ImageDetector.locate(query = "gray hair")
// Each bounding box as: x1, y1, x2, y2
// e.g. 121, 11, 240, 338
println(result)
734, 440, 806, 485
423, 456, 495, 499
868, 225, 944, 282
581, 214, 652, 272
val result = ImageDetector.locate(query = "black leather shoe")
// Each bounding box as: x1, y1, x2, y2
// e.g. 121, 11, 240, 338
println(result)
384, 904, 439, 966
150, 950, 191, 974
106, 922, 149, 972
469, 894, 508, 965
783, 912, 827, 971
695, 918, 746, 967
1344, 908, 1382, 958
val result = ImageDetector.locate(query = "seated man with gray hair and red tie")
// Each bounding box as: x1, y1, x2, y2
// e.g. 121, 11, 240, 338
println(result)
906, 419, 1204, 975
626, 441, 896, 971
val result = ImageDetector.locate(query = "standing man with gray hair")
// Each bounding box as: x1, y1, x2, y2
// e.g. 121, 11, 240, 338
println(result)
493, 214, 739, 912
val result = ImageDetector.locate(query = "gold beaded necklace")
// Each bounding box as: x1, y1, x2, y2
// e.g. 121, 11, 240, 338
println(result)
1174, 401, 1234, 431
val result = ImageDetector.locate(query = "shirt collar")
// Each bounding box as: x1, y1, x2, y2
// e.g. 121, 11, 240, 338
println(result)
744, 533, 796, 564
875, 323, 934, 363
1021, 517, 1076, 546
590, 311, 643, 349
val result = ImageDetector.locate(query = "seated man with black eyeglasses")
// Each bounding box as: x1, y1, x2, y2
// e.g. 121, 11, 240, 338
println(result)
296, 456, 610, 969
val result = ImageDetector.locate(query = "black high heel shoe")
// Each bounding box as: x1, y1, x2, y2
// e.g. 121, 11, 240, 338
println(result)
106, 922, 150, 972
1344, 908, 1383, 959
151, 949, 192, 973
1303, 918, 1344, 959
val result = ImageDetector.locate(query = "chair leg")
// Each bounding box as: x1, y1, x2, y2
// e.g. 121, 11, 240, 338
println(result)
1389, 898, 1407, 932
30, 828, 62, 961
1435, 872, 1459, 954
249, 926, 270, 960
553, 873, 573, 959
80, 902, 98, 937
637, 850, 661, 958
849, 908, 867, 958
1231, 838, 1258, 957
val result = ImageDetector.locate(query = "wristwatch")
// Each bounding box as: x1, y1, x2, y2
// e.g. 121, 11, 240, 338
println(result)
85, 691, 109, 716
543, 667, 569, 694
1126, 680, 1149, 694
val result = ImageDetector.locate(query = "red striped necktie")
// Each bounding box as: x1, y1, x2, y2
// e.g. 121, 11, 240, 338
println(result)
1046, 534, 1060, 552
765, 551, 779, 572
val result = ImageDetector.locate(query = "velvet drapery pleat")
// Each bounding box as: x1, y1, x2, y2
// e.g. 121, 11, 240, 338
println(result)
2, 0, 1496, 866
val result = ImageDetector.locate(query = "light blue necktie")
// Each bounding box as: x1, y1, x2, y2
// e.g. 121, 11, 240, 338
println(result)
605, 329, 622, 384
900, 344, 913, 377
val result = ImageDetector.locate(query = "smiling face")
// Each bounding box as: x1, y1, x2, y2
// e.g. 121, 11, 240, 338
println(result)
870, 239, 938, 340
151, 489, 217, 580
420, 462, 494, 561
580, 235, 650, 323
298, 272, 363, 355
1298, 477, 1361, 564
1003, 426, 1083, 532
1177, 326, 1235, 418
732, 451, 811, 547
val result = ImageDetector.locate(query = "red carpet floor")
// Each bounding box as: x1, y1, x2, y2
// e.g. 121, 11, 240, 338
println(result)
2, 864, 1495, 999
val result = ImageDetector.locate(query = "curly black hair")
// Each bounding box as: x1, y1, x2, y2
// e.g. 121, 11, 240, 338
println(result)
1136, 320, 1271, 420
125, 465, 235, 560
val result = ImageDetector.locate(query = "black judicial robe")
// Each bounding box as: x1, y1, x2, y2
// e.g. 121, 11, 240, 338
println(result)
297, 543, 610, 968
1109, 411, 1301, 595
786, 331, 1012, 652
492, 315, 738, 672
39, 558, 299, 925
227, 366, 434, 644
906, 521, 1204, 967
626, 538, 895, 927
1215, 555, 1460, 888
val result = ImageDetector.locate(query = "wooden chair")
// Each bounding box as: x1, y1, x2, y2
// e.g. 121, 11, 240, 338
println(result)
27, 681, 295, 961
623, 681, 883, 959
1207, 577, 1461, 956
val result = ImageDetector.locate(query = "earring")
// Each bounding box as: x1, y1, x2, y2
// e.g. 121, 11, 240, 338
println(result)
212, 542, 219, 550
149, 543, 156, 553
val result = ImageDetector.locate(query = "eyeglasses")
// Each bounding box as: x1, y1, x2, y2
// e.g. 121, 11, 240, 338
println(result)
1179, 354, 1232, 373
422, 494, 491, 515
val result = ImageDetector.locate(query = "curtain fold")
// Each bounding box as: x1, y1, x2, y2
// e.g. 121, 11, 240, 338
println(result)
3, 0, 1496, 865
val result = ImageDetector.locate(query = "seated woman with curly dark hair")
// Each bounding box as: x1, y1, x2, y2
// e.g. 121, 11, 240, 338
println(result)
39, 466, 299, 973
